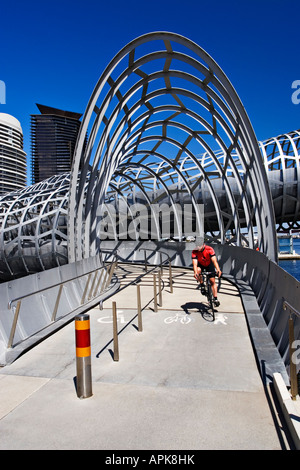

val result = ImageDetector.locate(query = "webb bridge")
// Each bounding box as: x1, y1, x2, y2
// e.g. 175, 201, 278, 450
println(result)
0, 33, 299, 401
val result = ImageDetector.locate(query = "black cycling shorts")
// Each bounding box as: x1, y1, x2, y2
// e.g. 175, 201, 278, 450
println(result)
197, 261, 216, 278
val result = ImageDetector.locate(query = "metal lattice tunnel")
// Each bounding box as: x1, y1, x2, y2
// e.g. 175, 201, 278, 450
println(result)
0, 31, 284, 281
68, 32, 277, 263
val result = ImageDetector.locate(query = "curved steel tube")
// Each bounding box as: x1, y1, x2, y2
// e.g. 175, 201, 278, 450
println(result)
66, 31, 277, 264
0, 32, 287, 280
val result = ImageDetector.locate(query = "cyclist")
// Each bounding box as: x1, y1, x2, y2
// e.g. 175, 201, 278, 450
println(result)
192, 240, 222, 307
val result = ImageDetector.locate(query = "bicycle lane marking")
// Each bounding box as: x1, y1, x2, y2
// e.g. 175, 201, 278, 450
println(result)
213, 313, 228, 324
203, 312, 228, 325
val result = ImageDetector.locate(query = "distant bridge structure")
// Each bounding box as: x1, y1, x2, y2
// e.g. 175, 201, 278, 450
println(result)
0, 33, 298, 387
259, 130, 300, 233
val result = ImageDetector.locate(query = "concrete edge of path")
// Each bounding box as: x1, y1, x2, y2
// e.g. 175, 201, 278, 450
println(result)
273, 372, 300, 450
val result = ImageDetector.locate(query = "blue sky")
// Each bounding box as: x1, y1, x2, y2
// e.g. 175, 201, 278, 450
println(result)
1, 0, 299, 184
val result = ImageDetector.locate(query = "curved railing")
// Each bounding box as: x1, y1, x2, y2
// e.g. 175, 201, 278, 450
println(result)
100, 239, 300, 385
0, 252, 119, 365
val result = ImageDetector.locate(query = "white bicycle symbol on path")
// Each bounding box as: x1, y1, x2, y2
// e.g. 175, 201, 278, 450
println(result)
97, 311, 227, 326
164, 312, 228, 325
164, 313, 194, 324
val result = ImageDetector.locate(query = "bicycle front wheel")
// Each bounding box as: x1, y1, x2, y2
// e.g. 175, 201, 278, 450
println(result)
206, 280, 215, 321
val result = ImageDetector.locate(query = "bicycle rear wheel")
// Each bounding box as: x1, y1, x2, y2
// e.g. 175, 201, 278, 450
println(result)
206, 279, 215, 321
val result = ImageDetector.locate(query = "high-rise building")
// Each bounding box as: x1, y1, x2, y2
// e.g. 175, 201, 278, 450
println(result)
31, 104, 82, 184
0, 113, 27, 195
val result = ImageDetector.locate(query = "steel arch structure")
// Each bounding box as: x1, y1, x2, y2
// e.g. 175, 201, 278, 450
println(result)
0, 32, 283, 281
68, 31, 277, 264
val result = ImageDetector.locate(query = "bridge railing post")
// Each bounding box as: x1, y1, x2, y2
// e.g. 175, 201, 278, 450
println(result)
169, 260, 173, 293
158, 270, 162, 307
112, 301, 119, 361
51, 284, 63, 322
7, 300, 21, 349
137, 284, 142, 332
153, 273, 158, 312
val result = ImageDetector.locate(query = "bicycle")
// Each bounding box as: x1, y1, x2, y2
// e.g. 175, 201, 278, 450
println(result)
197, 271, 221, 322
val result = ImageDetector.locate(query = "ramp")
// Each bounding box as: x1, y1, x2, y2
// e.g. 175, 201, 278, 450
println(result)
0, 266, 292, 450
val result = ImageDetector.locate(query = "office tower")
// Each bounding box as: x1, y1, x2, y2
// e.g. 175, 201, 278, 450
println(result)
0, 113, 27, 195
31, 104, 82, 184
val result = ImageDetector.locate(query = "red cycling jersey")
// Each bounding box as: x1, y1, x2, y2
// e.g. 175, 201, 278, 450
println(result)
191, 245, 216, 267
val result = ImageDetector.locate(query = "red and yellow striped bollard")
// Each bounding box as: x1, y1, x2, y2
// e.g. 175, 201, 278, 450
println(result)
75, 313, 92, 398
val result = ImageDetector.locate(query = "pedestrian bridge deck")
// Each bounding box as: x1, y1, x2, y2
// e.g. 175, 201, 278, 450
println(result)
0, 265, 296, 450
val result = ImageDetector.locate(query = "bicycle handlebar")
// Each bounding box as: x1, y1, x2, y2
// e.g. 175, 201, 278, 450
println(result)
195, 271, 222, 277
195, 270, 222, 292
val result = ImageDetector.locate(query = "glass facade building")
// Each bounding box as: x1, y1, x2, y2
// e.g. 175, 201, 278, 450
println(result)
31, 104, 82, 184
0, 113, 27, 195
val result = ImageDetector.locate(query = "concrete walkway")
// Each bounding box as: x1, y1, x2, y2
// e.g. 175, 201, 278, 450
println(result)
0, 266, 295, 450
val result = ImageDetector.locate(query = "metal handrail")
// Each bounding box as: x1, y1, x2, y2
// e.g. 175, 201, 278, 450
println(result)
7, 252, 118, 349
6, 248, 170, 351
8, 253, 117, 309
283, 300, 300, 318
139, 248, 173, 293
115, 262, 162, 294
139, 247, 171, 265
